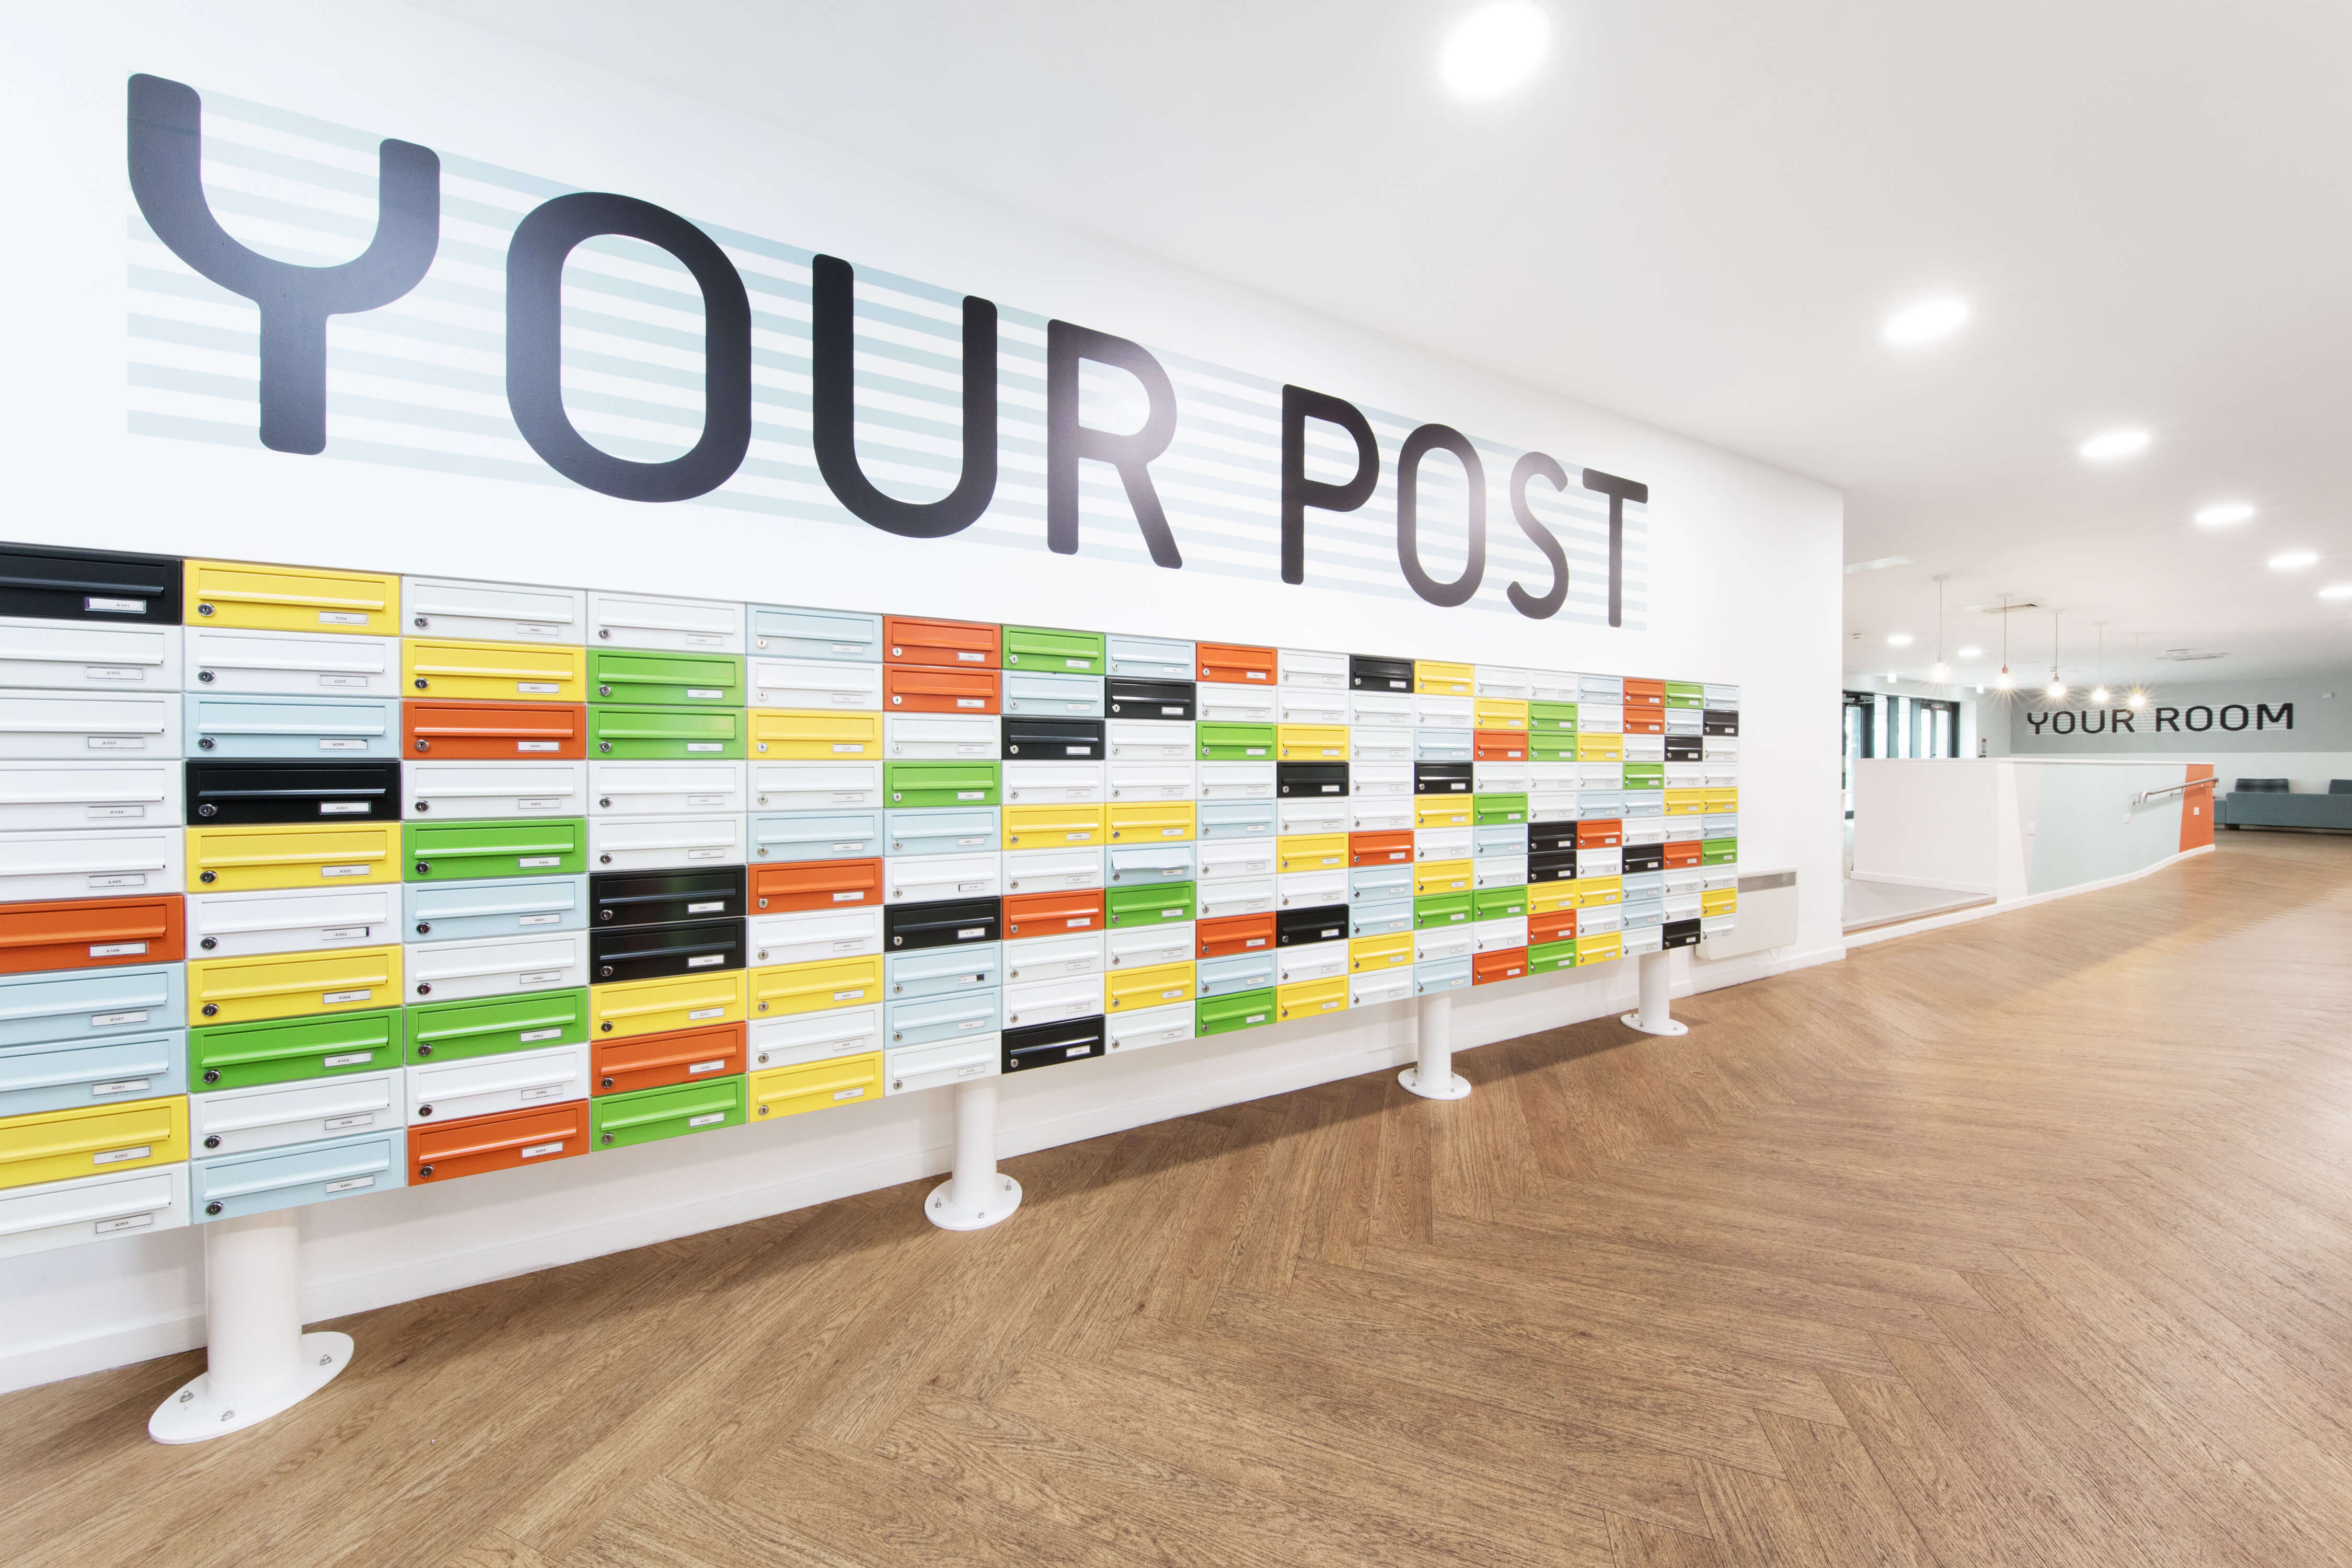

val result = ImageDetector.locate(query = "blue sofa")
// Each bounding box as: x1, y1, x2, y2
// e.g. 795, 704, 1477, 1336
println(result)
2218, 778, 2352, 831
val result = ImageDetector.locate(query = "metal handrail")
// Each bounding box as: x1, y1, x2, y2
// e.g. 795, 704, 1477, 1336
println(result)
2134, 777, 2217, 806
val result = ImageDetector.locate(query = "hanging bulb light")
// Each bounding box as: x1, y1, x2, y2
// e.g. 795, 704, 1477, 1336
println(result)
1995, 596, 2014, 688
2126, 631, 2148, 708
2091, 621, 2109, 704
1928, 573, 1951, 683
2045, 608, 2066, 700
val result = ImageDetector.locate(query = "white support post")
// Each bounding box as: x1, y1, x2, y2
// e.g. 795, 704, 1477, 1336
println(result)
1399, 989, 1472, 1099
924, 1075, 1021, 1230
1620, 948, 1688, 1036
149, 1210, 352, 1444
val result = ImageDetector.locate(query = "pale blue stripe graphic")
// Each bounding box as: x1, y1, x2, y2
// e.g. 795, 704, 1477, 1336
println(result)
130, 86, 1648, 628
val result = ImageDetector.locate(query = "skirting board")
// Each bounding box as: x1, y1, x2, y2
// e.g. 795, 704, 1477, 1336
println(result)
1842, 845, 2215, 950
0, 938, 1843, 1394
1847, 871, 1997, 893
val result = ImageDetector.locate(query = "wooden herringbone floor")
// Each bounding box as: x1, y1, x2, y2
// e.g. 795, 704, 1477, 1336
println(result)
7, 832, 2352, 1567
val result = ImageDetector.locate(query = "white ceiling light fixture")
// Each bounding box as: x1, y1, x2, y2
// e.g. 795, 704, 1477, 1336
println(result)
1883, 297, 1970, 347
1886, 633, 1913, 647
1437, 2, 1552, 102
1957, 645, 1983, 659
2045, 608, 2066, 700
2195, 502, 2255, 527
2319, 584, 2352, 601
2079, 428, 2151, 462
2269, 550, 2318, 571
2127, 632, 2147, 709
1994, 596, 2014, 690
2091, 621, 2109, 705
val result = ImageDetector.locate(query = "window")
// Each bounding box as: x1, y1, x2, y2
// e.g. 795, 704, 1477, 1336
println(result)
1841, 690, 1875, 817
1910, 698, 1957, 758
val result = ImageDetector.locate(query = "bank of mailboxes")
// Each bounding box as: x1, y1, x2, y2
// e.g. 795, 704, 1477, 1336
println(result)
0, 543, 1741, 1247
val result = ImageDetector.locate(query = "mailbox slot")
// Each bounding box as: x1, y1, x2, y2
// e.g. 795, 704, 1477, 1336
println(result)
0, 543, 180, 624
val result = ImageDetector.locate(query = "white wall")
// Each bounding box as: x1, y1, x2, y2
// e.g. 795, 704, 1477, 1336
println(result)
1850, 759, 1998, 890
0, 2, 1846, 1390
1849, 758, 2201, 943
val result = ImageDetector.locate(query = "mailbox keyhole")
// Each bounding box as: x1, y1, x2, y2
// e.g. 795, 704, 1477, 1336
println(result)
203, 1069, 219, 1083
200, 937, 216, 949
414, 678, 429, 689
418, 1165, 433, 1177
415, 923, 430, 935
201, 1004, 218, 1016
206, 1202, 223, 1215
416, 740, 430, 752
197, 670, 213, 683
418, 1104, 433, 1117
198, 737, 215, 750
417, 1044, 432, 1056
203, 1135, 220, 1149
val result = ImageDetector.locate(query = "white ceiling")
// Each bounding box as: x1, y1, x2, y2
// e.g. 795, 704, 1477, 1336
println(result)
410, 0, 2352, 683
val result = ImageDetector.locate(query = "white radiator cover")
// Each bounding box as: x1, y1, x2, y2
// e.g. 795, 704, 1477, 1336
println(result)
1698, 868, 1798, 960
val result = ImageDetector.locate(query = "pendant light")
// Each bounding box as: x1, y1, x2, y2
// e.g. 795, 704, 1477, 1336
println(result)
2044, 609, 2066, 700
1928, 575, 1951, 684
2091, 621, 2109, 705
1995, 597, 2015, 689
2127, 632, 2147, 709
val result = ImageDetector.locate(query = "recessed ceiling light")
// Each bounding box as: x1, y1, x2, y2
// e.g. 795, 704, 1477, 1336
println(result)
2319, 583, 2352, 600
1842, 555, 1912, 574
1883, 297, 1970, 347
2270, 550, 2318, 571
1437, 2, 1551, 101
1886, 633, 1913, 647
2080, 428, 2151, 462
1956, 645, 1982, 659
2195, 502, 2255, 527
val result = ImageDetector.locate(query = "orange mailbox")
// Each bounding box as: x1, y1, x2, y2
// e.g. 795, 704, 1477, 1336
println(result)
884, 664, 1000, 714
1528, 907, 1577, 946
409, 1100, 591, 1183
1624, 712, 1665, 735
406, 699, 588, 759
1348, 829, 1414, 866
1473, 730, 1527, 762
0, 893, 184, 974
1004, 888, 1103, 940
1576, 818, 1624, 849
884, 616, 999, 669
593, 1021, 746, 1097
1196, 911, 1276, 958
1623, 677, 1666, 709
1662, 839, 1702, 869
1195, 642, 1276, 684
747, 858, 882, 913
1473, 948, 1528, 986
